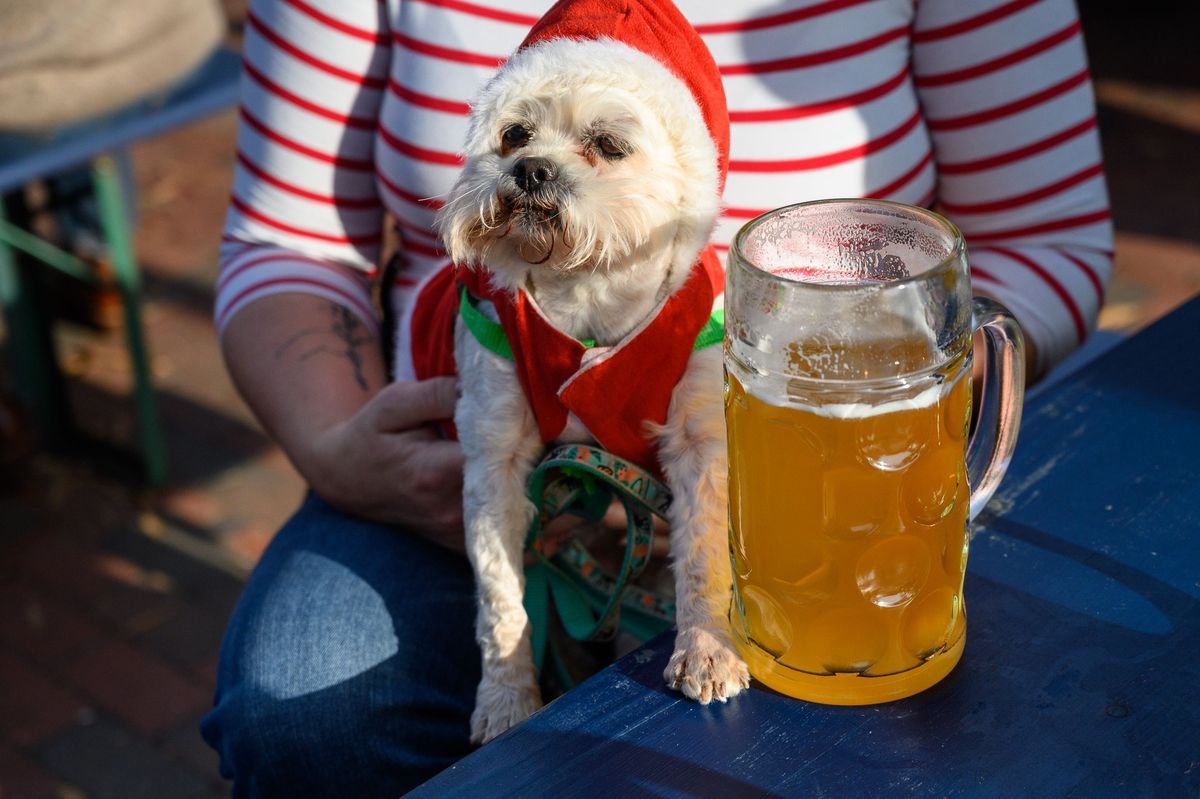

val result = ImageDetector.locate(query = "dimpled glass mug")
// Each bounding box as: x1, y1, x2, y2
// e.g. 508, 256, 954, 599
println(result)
724, 199, 1025, 704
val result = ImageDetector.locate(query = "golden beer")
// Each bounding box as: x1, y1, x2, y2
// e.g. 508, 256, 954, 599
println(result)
724, 199, 1025, 705
726, 353, 972, 704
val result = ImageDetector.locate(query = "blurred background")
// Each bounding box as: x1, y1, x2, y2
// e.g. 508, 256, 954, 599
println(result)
0, 1, 1197, 796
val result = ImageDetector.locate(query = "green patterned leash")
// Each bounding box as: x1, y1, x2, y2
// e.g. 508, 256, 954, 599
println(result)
523, 444, 676, 678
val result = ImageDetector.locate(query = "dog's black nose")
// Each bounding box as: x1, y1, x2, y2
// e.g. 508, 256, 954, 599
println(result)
512, 157, 558, 193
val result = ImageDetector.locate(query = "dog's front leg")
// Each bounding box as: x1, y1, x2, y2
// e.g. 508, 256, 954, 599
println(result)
656, 348, 750, 703
454, 320, 545, 744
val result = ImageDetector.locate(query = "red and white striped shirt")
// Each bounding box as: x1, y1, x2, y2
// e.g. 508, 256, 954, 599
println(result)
216, 0, 1113, 377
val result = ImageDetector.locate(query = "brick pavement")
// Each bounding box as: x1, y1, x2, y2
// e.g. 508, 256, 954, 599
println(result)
1, 3, 1198, 797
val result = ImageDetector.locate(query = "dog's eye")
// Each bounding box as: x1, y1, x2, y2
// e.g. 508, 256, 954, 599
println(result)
501, 124, 532, 151
594, 135, 628, 160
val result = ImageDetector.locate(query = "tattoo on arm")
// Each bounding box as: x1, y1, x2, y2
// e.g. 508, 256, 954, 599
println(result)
275, 303, 376, 391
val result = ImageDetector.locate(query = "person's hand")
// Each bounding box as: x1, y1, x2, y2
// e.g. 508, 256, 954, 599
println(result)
533, 500, 671, 563
297, 377, 466, 551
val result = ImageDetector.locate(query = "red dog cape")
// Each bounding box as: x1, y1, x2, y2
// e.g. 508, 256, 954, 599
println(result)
409, 0, 730, 476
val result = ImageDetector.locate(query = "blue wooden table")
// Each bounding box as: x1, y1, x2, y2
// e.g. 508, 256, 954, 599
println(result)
412, 297, 1200, 798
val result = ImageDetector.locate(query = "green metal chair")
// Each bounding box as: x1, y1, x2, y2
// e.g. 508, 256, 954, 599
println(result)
0, 48, 241, 485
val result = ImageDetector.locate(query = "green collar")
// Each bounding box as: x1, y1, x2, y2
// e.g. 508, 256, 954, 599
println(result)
459, 286, 724, 360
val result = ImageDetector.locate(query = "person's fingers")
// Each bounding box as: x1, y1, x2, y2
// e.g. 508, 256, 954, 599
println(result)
534, 501, 674, 560
370, 377, 460, 432
601, 502, 626, 530
601, 500, 669, 533
543, 513, 581, 542
616, 535, 672, 557
421, 438, 465, 476
405, 439, 466, 544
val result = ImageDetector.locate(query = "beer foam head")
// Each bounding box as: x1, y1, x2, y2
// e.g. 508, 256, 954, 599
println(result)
735, 366, 965, 420
795, 381, 947, 420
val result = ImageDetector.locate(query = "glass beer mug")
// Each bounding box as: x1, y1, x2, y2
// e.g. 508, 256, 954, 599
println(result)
724, 199, 1024, 704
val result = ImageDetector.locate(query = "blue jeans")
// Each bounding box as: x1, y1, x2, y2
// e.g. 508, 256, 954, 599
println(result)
200, 494, 480, 797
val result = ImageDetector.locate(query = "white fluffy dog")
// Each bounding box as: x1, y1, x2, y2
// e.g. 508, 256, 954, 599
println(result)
432, 4, 749, 744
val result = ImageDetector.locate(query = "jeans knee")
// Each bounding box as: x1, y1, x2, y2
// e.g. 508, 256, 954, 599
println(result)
201, 682, 316, 797
202, 659, 475, 798
202, 678, 372, 798
200, 500, 481, 796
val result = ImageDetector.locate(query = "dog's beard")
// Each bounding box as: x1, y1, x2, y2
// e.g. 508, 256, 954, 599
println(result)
492, 193, 569, 267
441, 165, 671, 279
444, 176, 592, 273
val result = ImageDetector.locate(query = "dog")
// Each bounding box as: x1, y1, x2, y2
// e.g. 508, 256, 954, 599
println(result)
427, 1, 749, 743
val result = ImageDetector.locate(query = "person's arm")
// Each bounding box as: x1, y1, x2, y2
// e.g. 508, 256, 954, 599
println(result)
222, 293, 464, 543
214, 0, 465, 545
913, 0, 1114, 382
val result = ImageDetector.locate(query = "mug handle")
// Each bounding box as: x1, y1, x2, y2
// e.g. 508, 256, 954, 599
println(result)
966, 297, 1026, 521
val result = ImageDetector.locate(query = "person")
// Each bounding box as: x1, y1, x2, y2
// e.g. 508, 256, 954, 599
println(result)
201, 0, 1113, 795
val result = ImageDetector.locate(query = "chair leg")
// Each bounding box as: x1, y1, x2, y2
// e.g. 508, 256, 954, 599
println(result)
0, 192, 73, 446
91, 155, 167, 486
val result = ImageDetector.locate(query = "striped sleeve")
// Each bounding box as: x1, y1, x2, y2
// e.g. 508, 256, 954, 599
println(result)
698, 0, 930, 251
913, 0, 1113, 376
214, 0, 391, 336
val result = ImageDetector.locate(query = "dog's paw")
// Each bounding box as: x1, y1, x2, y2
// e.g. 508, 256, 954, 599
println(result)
664, 627, 750, 704
470, 677, 543, 744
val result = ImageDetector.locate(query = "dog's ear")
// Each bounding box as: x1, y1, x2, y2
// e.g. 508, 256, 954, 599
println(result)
436, 168, 497, 269
667, 193, 722, 299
